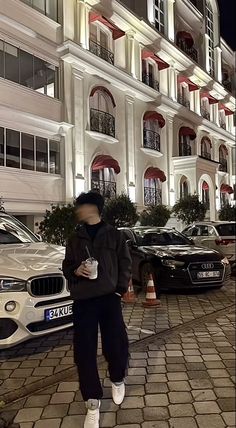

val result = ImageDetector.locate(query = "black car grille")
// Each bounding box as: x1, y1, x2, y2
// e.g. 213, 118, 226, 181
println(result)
30, 276, 64, 297
189, 262, 224, 284
27, 315, 72, 333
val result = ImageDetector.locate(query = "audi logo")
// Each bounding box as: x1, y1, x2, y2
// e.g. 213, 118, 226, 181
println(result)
201, 263, 214, 270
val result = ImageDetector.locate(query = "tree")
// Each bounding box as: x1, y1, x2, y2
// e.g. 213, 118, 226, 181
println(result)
172, 195, 207, 225
39, 204, 76, 246
102, 193, 139, 227
219, 204, 236, 221
140, 205, 171, 227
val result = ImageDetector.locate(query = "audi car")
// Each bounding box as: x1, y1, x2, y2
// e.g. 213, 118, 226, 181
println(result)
0, 212, 72, 349
120, 227, 231, 291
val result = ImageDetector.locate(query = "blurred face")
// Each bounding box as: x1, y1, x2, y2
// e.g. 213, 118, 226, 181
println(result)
75, 204, 100, 223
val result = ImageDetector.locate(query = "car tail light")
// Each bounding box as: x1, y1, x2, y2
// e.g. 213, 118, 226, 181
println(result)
215, 239, 236, 246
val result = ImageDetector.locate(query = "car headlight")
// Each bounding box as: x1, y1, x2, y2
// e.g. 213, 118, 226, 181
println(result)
221, 257, 229, 265
0, 278, 27, 292
162, 259, 185, 269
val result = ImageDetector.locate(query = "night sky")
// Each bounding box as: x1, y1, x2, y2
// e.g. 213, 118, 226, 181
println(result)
218, 0, 236, 50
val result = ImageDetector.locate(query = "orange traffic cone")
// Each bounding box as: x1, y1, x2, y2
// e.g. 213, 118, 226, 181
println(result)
122, 279, 137, 304
142, 274, 161, 307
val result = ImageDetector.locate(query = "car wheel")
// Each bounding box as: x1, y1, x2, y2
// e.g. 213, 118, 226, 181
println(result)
140, 263, 160, 295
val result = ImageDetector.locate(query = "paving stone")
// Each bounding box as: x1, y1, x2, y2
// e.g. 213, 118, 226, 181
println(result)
57, 382, 79, 392
192, 389, 216, 401
169, 404, 195, 417
167, 372, 188, 381
10, 369, 33, 378
145, 383, 168, 394
61, 415, 85, 427
121, 396, 144, 409
126, 385, 145, 396
194, 401, 221, 414
42, 404, 69, 418
25, 395, 50, 408
217, 398, 236, 411
17, 424, 33, 428
168, 381, 191, 391
212, 378, 234, 387
125, 376, 146, 385
142, 423, 168, 428
168, 392, 193, 404
100, 412, 116, 427
34, 419, 61, 428
147, 374, 167, 383
116, 426, 140, 428
222, 411, 235, 426
190, 379, 213, 389
50, 392, 74, 404
15, 408, 43, 423
169, 417, 198, 428
207, 369, 229, 378
214, 388, 235, 398
196, 414, 225, 428
117, 409, 144, 424
145, 394, 168, 407
0, 362, 20, 369
143, 407, 169, 421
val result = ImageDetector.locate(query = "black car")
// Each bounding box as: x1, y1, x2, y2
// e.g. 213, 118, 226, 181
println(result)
120, 227, 231, 291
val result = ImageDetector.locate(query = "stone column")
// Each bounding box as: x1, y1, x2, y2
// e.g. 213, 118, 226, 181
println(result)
63, 0, 75, 42
125, 95, 136, 200
76, 0, 90, 49
204, 34, 210, 73
168, 62, 177, 101
166, 115, 175, 206
194, 89, 201, 116
167, 0, 176, 42
126, 31, 138, 79
72, 67, 86, 197
215, 46, 222, 83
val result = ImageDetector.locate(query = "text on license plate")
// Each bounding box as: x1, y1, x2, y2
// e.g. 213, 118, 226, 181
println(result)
45, 304, 73, 321
197, 271, 220, 279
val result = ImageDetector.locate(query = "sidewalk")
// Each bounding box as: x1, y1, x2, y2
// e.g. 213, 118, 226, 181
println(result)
2, 304, 235, 428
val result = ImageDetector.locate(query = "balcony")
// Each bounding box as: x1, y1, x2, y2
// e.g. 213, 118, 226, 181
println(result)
219, 120, 226, 130
219, 158, 228, 173
144, 187, 162, 206
89, 40, 114, 65
177, 40, 198, 62
143, 129, 160, 152
201, 151, 211, 160
179, 146, 192, 157
178, 94, 190, 109
91, 179, 116, 199
142, 73, 159, 91
90, 108, 115, 138
222, 79, 232, 93
201, 107, 210, 121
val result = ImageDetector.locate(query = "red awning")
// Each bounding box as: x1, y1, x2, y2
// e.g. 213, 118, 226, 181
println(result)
144, 167, 166, 182
221, 184, 234, 194
202, 181, 209, 190
143, 111, 166, 128
90, 86, 116, 108
92, 155, 120, 174
220, 145, 228, 155
179, 127, 196, 140
219, 103, 234, 116
201, 136, 212, 148
177, 75, 199, 92
201, 92, 218, 105
89, 12, 125, 40
177, 31, 194, 48
142, 50, 169, 71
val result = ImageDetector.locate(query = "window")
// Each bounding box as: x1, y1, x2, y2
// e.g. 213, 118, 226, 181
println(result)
0, 39, 59, 99
89, 23, 114, 64
90, 87, 115, 137
154, 0, 165, 34
6, 129, 20, 169
144, 178, 162, 206
179, 136, 192, 156
36, 137, 48, 173
91, 168, 117, 199
20, 0, 59, 22
49, 140, 60, 174
180, 178, 189, 199
206, 2, 215, 76
142, 60, 159, 91
0, 127, 4, 166
21, 133, 34, 170
201, 137, 211, 159
202, 183, 210, 210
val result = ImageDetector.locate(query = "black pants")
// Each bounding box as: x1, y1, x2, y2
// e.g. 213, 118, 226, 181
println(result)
73, 293, 129, 401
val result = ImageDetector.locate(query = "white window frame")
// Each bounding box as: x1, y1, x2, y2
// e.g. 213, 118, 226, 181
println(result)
90, 21, 113, 52
154, 0, 166, 35
206, 2, 215, 76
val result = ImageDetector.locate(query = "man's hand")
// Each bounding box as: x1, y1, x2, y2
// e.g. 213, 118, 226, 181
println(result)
74, 262, 91, 278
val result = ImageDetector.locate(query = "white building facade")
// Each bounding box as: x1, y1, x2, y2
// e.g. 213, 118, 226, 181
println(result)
0, 0, 235, 229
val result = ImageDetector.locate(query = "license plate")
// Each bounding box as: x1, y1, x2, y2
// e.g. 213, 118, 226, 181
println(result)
197, 271, 220, 279
45, 304, 73, 321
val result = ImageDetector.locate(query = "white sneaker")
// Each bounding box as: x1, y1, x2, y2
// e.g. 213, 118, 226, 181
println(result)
111, 382, 125, 405
84, 399, 100, 428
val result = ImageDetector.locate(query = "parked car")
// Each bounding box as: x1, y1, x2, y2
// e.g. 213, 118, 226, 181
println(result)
0, 212, 72, 349
120, 227, 231, 291
182, 222, 236, 273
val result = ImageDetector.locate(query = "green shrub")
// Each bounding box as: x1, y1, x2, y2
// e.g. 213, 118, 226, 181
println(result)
140, 204, 171, 227
172, 195, 207, 225
102, 193, 139, 227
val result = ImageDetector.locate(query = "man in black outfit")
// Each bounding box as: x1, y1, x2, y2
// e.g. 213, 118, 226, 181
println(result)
62, 192, 131, 428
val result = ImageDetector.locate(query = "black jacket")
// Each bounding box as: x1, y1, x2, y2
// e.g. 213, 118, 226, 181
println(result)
62, 223, 132, 300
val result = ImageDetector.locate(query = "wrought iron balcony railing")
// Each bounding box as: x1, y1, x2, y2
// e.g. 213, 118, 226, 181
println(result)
89, 40, 114, 65
144, 187, 162, 206
91, 179, 117, 199
201, 107, 210, 121
142, 73, 160, 91
143, 129, 160, 152
219, 158, 228, 172
179, 145, 192, 156
90, 108, 115, 138
201, 151, 211, 160
178, 94, 190, 109
177, 39, 198, 62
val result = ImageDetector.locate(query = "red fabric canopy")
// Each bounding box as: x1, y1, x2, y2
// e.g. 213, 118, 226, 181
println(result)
201, 136, 212, 148
179, 127, 196, 140
142, 50, 169, 71
201, 92, 218, 105
89, 12, 125, 40
90, 86, 116, 108
220, 145, 228, 156
219, 103, 234, 116
143, 111, 166, 128
178, 75, 199, 92
221, 184, 234, 194
92, 155, 120, 174
177, 31, 194, 48
202, 181, 209, 190
145, 167, 166, 182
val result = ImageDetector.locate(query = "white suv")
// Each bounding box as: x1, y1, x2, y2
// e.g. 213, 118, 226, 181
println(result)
0, 212, 72, 349
182, 221, 236, 272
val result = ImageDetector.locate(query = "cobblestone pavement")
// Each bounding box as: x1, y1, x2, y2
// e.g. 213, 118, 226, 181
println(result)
0, 282, 235, 403
2, 301, 235, 428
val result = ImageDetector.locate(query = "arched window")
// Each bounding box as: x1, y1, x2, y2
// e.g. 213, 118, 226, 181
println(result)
143, 112, 165, 152
179, 127, 196, 156
90, 87, 116, 137
180, 177, 189, 199
201, 137, 211, 159
219, 145, 228, 173
202, 181, 210, 210
142, 59, 159, 91
154, 0, 165, 34
144, 167, 166, 206
91, 155, 120, 199
206, 2, 215, 76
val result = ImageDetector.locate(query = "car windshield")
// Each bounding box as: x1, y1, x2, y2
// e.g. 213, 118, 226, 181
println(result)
0, 215, 39, 244
135, 229, 192, 246
216, 223, 236, 237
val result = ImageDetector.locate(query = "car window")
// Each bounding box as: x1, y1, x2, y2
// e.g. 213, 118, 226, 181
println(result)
191, 226, 200, 237
138, 230, 192, 246
208, 227, 217, 237
215, 223, 236, 237
199, 225, 209, 236
0, 215, 38, 244
183, 227, 192, 236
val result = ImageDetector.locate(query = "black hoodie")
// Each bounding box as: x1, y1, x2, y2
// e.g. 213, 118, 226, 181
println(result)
62, 223, 132, 300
